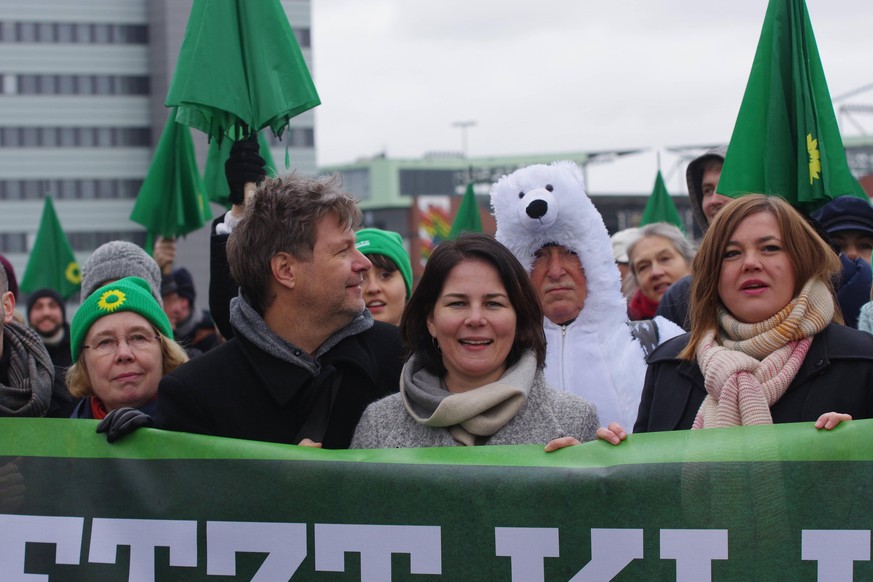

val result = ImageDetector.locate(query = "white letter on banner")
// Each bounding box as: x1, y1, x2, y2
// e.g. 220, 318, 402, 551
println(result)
569, 528, 644, 581
206, 521, 306, 580
89, 518, 196, 582
0, 515, 83, 581
660, 529, 728, 582
802, 529, 870, 581
314, 524, 441, 579
494, 527, 560, 581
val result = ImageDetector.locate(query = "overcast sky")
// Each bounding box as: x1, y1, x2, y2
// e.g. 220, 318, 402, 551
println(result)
309, 0, 873, 194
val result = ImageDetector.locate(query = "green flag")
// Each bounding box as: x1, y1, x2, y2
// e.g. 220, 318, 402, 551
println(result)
449, 183, 483, 239
130, 110, 210, 238
166, 0, 320, 142
20, 197, 81, 299
717, 0, 865, 212
203, 132, 276, 208
640, 170, 684, 231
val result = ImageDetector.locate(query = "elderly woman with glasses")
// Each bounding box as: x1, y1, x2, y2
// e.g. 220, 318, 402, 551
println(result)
67, 277, 187, 421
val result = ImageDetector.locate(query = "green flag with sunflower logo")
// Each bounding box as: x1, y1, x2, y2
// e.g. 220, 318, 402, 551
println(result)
21, 197, 81, 299
717, 0, 866, 212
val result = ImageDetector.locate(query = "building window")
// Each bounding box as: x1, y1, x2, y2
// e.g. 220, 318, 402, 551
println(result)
0, 233, 28, 253
268, 127, 315, 148
0, 22, 148, 44
67, 230, 147, 252
4, 74, 149, 96
293, 28, 311, 48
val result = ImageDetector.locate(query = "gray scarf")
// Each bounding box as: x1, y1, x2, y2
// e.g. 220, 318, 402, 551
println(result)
228, 293, 373, 374
0, 321, 53, 417
400, 350, 537, 446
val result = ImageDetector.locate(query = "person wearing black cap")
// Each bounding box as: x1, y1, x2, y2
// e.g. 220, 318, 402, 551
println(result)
811, 195, 873, 265
169, 267, 221, 353
27, 289, 71, 369
26, 288, 78, 417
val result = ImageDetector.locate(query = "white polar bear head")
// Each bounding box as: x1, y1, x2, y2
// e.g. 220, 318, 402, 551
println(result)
490, 160, 627, 326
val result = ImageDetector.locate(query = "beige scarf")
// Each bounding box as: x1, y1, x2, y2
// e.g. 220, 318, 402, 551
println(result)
693, 279, 834, 429
400, 351, 536, 446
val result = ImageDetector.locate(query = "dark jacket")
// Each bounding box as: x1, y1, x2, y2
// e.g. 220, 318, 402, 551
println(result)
209, 217, 236, 340
655, 275, 692, 331
44, 324, 77, 418
155, 321, 403, 449
836, 254, 872, 329
634, 323, 873, 433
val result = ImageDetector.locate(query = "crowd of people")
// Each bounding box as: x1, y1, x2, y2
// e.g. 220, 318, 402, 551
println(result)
2, 145, 873, 455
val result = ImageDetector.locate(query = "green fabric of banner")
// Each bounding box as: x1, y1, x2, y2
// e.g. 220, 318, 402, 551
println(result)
718, 0, 865, 212
2, 419, 872, 580
640, 170, 684, 232
19, 197, 81, 299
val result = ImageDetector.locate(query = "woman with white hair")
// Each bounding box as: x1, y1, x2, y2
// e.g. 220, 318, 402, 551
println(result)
626, 223, 694, 321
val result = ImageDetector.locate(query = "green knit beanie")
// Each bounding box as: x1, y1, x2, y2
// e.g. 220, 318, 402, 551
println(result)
355, 228, 413, 298
71, 276, 173, 360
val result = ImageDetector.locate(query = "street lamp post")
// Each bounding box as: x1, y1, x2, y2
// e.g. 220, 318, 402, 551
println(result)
452, 120, 476, 158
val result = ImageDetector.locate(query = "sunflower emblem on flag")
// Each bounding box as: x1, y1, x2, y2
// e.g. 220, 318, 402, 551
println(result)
807, 134, 821, 184
65, 261, 81, 285
97, 290, 126, 312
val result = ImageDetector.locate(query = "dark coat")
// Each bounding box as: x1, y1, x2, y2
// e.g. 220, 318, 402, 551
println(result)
209, 218, 236, 340
155, 321, 404, 449
654, 275, 692, 331
836, 254, 872, 329
634, 323, 873, 433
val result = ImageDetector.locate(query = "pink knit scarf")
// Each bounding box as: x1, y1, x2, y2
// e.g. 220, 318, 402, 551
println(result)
692, 279, 833, 429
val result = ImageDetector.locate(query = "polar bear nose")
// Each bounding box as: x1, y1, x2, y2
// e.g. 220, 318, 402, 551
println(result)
526, 199, 548, 219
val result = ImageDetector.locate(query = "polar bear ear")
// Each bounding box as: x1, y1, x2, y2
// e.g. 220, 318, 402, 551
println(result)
549, 160, 586, 191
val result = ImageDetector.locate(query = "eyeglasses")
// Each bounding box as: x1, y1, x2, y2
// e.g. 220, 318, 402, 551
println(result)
82, 333, 160, 357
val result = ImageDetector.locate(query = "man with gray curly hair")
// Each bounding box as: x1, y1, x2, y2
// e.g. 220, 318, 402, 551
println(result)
153, 173, 403, 449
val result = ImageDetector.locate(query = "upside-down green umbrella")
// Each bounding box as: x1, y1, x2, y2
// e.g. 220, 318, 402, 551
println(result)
640, 170, 684, 232
130, 110, 210, 238
203, 132, 276, 208
449, 183, 483, 239
20, 197, 81, 299
717, 0, 865, 212
165, 0, 320, 143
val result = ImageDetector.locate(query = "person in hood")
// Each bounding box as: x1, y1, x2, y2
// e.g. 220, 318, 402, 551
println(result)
656, 148, 727, 329
491, 161, 684, 432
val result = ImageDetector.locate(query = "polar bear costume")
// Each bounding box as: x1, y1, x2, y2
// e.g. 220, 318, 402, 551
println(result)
491, 161, 684, 430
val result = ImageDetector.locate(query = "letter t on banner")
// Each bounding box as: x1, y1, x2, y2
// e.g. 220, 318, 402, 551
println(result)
314, 524, 442, 579
802, 530, 871, 581
660, 529, 728, 582
495, 527, 560, 581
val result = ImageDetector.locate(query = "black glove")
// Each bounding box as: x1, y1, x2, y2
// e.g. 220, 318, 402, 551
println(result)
225, 133, 266, 205
96, 407, 154, 443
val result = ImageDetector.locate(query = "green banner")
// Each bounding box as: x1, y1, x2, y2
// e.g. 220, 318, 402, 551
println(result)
2, 418, 872, 580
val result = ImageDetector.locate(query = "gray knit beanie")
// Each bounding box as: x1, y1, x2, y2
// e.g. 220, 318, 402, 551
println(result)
81, 241, 163, 306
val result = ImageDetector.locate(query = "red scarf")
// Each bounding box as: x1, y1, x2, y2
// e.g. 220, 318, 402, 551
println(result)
89, 397, 108, 420
628, 289, 659, 321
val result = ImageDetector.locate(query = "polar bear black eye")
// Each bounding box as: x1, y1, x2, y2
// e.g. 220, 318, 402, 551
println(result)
545, 184, 554, 192
518, 191, 525, 199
